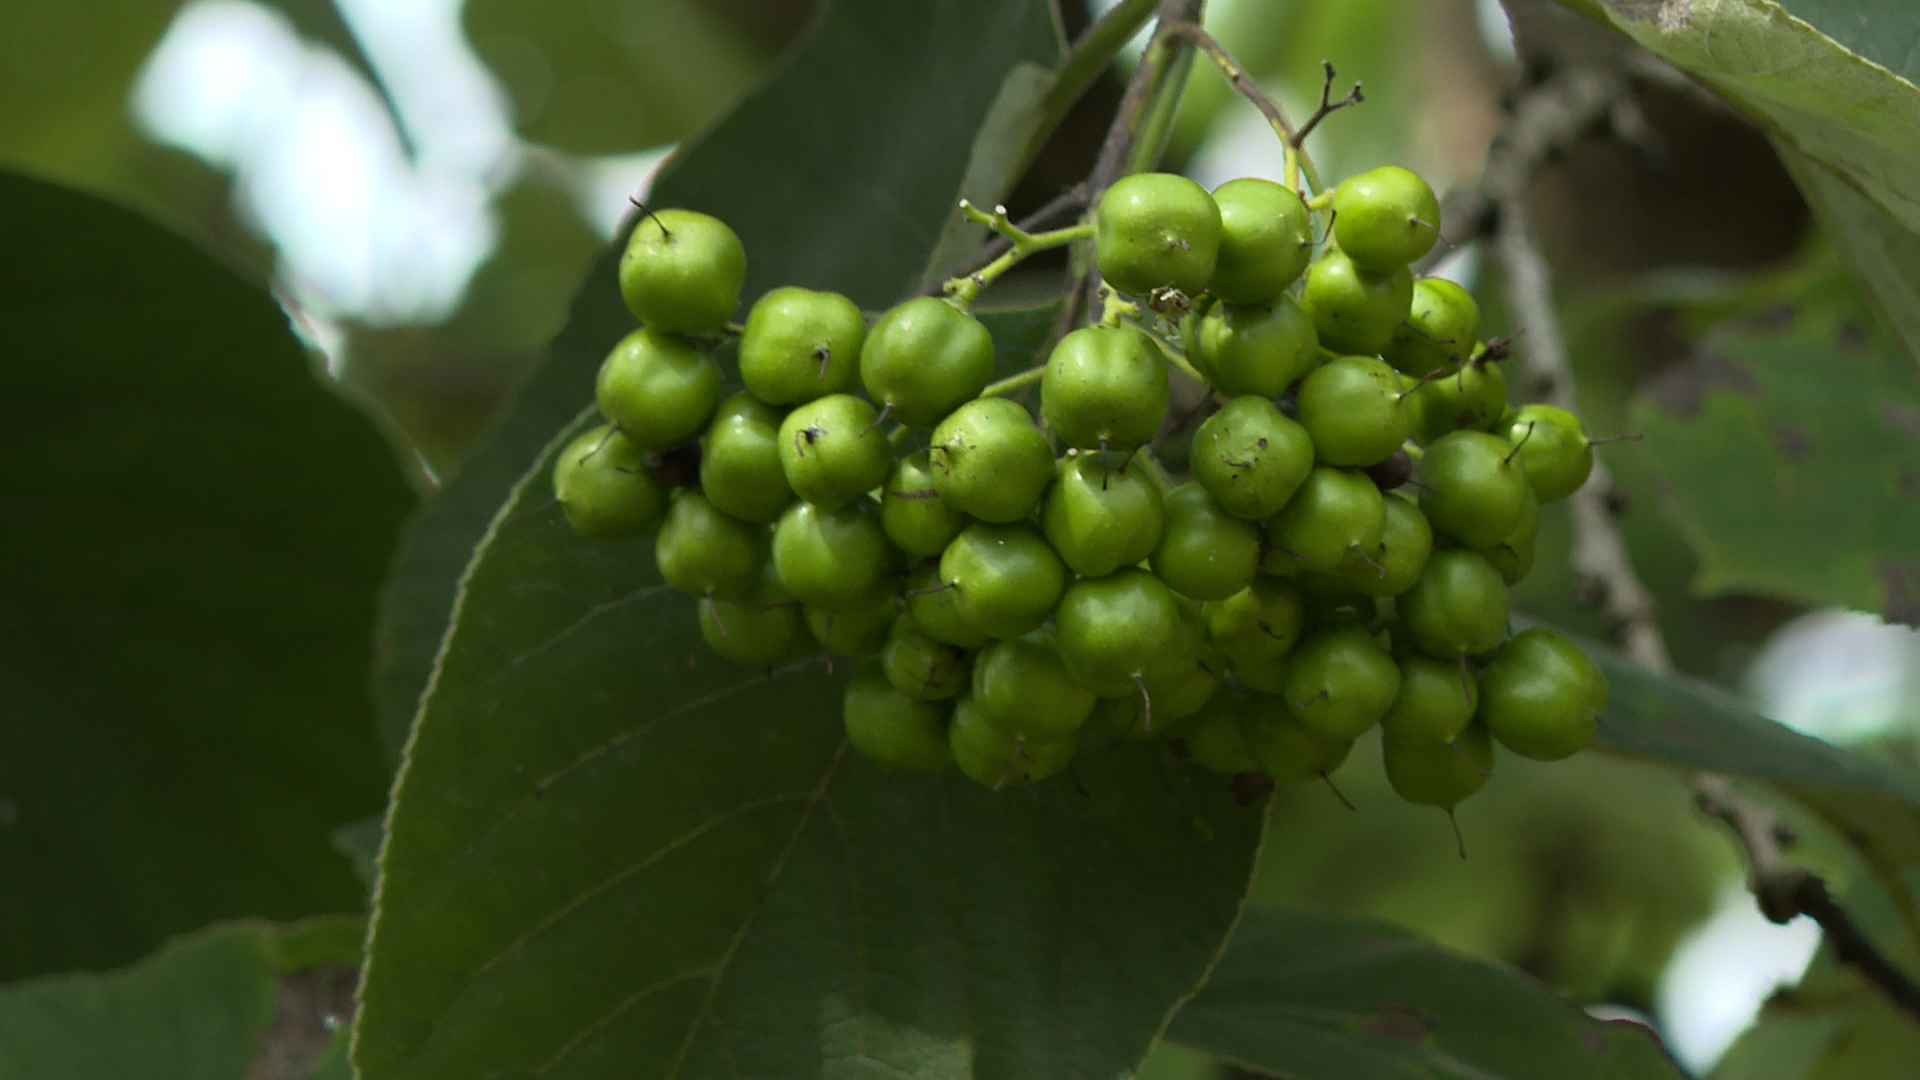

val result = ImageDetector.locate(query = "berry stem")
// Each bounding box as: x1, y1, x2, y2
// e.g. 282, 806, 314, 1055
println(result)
977, 365, 1048, 399
942, 215, 1095, 309
1165, 22, 1326, 195
1143, 329, 1211, 388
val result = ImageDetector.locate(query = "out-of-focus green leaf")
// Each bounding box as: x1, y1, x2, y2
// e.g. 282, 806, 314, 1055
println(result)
1780, 147, 1920, 376
0, 170, 411, 979
1631, 271, 1920, 625
1712, 959, 1920, 1080
1769, 1, 1920, 83
1167, 906, 1683, 1079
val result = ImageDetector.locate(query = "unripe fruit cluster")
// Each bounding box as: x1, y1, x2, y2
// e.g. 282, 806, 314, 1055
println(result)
552, 172, 1609, 815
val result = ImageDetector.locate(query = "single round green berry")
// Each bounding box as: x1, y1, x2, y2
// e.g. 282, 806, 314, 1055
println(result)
1411, 357, 1507, 445
940, 522, 1067, 639
1382, 277, 1479, 377
950, 692, 1077, 787
882, 449, 968, 558
1299, 250, 1414, 356
1151, 483, 1262, 601
1262, 466, 1386, 575
618, 208, 746, 333
1329, 165, 1441, 275
700, 392, 794, 524
699, 565, 805, 667
929, 397, 1055, 523
1041, 452, 1164, 578
904, 559, 990, 648
1342, 490, 1432, 597
1417, 430, 1529, 549
1184, 702, 1261, 775
860, 297, 995, 427
881, 615, 971, 701
1485, 485, 1540, 586
1397, 548, 1509, 659
1187, 296, 1319, 398
1191, 396, 1315, 521
1135, 594, 1223, 723
1502, 403, 1593, 502
1297, 356, 1414, 467
1380, 652, 1478, 743
1476, 628, 1606, 761
1282, 622, 1401, 741
776, 393, 892, 510
1055, 567, 1181, 697
1095, 172, 1222, 298
552, 425, 668, 541
655, 490, 766, 600
770, 497, 895, 613
972, 628, 1098, 739
807, 599, 896, 659
1042, 325, 1170, 452
595, 328, 723, 450
1382, 722, 1492, 809
738, 286, 867, 405
1239, 693, 1353, 784
1209, 177, 1312, 304
1204, 577, 1306, 693
844, 671, 953, 772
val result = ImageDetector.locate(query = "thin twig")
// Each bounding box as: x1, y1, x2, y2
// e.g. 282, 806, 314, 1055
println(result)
920, 185, 1089, 297
1291, 60, 1364, 150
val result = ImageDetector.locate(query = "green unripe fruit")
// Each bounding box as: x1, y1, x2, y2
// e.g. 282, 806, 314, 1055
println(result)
881, 616, 971, 701
950, 693, 1077, 787
1382, 722, 1492, 809
700, 393, 794, 524
552, 425, 668, 541
972, 629, 1098, 739
1383, 277, 1479, 377
1184, 704, 1261, 775
1411, 358, 1507, 445
1133, 594, 1221, 724
1503, 403, 1593, 502
904, 560, 989, 649
1329, 165, 1441, 275
1417, 430, 1529, 549
1380, 652, 1478, 743
844, 671, 953, 772
738, 286, 867, 404
1204, 577, 1306, 692
1042, 325, 1169, 452
1477, 628, 1606, 761
1397, 548, 1509, 659
618, 208, 746, 333
1041, 452, 1164, 578
940, 522, 1066, 639
860, 297, 995, 427
1055, 567, 1181, 697
1095, 171, 1222, 298
929, 397, 1054, 523
776, 393, 892, 510
1151, 483, 1261, 601
1485, 485, 1540, 586
1209, 177, 1312, 304
1344, 491, 1432, 597
1282, 623, 1401, 741
1240, 694, 1353, 783
1299, 250, 1414, 355
807, 599, 896, 659
770, 498, 894, 613
1188, 296, 1319, 398
882, 449, 968, 558
595, 328, 723, 450
655, 491, 766, 600
699, 566, 804, 667
1263, 466, 1386, 575
1191, 396, 1315, 520
1297, 356, 1414, 467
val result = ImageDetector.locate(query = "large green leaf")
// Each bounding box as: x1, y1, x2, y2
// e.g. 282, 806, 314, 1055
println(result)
1779, 147, 1920, 375
0, 170, 412, 979
1166, 906, 1683, 1079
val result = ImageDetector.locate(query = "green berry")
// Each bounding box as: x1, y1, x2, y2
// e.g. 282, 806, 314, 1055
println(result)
1382, 722, 1492, 809
1095, 172, 1222, 298
860, 297, 995, 427
844, 671, 953, 771
1485, 485, 1540, 586
1184, 702, 1260, 775
655, 490, 766, 600
1209, 177, 1312, 303
595, 328, 723, 450
552, 425, 668, 541
770, 497, 895, 613
882, 449, 968, 558
929, 397, 1055, 523
940, 522, 1067, 639
1397, 548, 1509, 659
972, 629, 1098, 739
1136, 595, 1223, 723
1187, 296, 1319, 398
1055, 567, 1180, 697
1239, 694, 1353, 784
618, 208, 746, 333
1041, 452, 1164, 578
1262, 466, 1386, 575
807, 599, 896, 659
881, 615, 971, 701
950, 692, 1077, 787
1190, 396, 1315, 520
700, 392, 794, 524
777, 393, 892, 510
1151, 483, 1262, 601
1204, 577, 1306, 693
699, 565, 804, 667
738, 286, 867, 405
904, 559, 990, 648
1411, 357, 1507, 445
1380, 652, 1478, 743
1282, 622, 1401, 741
1297, 356, 1415, 467
1342, 490, 1432, 597
1299, 250, 1414, 355
1502, 403, 1593, 502
1042, 325, 1170, 452
1382, 277, 1479, 377
1476, 628, 1606, 761
1329, 165, 1441, 275
1417, 430, 1529, 550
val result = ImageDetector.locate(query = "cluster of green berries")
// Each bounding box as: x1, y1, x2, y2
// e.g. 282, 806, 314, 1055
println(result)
552, 166, 1609, 816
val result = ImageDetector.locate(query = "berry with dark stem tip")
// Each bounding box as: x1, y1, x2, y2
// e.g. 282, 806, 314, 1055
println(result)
1041, 452, 1164, 578
595, 328, 723, 451
552, 425, 668, 541
1329, 165, 1442, 275
1297, 355, 1415, 467
1299, 249, 1413, 355
1209, 177, 1312, 304
929, 397, 1055, 523
1042, 324, 1170, 453
860, 296, 996, 427
1190, 396, 1315, 521
618, 207, 746, 333
738, 286, 868, 404
882, 449, 969, 558
1095, 172, 1222, 298
1262, 466, 1386, 575
776, 394, 892, 510
1187, 294, 1319, 399
1476, 628, 1607, 761
939, 522, 1067, 640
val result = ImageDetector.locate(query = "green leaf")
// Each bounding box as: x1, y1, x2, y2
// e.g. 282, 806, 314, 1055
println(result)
1166, 906, 1683, 1079
1778, 146, 1920, 376
0, 170, 413, 979
1629, 270, 1920, 625
1769, 1, 1920, 84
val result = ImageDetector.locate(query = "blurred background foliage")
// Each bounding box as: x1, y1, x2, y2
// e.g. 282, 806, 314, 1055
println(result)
1, 0, 1916, 1076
